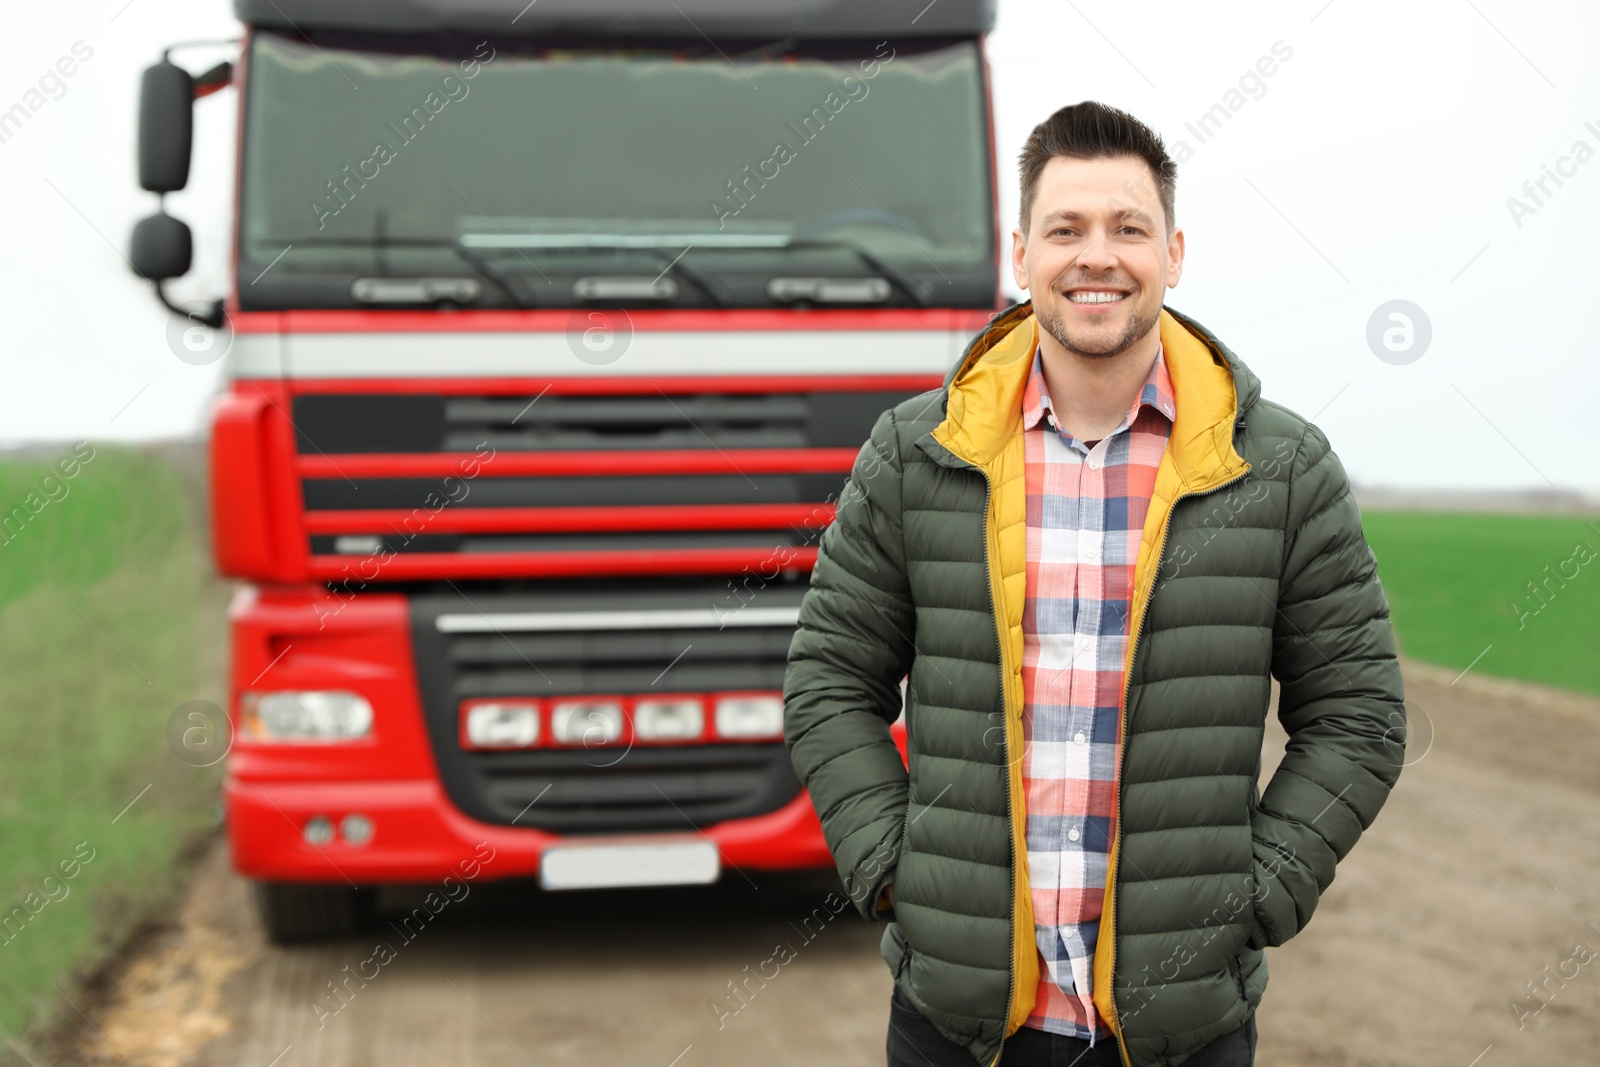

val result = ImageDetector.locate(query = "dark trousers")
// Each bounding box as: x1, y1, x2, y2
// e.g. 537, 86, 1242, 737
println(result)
886, 983, 1256, 1067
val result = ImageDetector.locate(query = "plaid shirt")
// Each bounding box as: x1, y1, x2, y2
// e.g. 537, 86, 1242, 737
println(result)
1019, 341, 1175, 1042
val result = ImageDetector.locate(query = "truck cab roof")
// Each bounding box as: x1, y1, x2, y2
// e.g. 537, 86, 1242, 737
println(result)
233, 0, 996, 39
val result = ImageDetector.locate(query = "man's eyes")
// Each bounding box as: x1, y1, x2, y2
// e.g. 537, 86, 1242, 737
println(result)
1051, 227, 1145, 237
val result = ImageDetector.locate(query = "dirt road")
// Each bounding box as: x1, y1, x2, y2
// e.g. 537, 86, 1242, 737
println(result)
67, 661, 1600, 1067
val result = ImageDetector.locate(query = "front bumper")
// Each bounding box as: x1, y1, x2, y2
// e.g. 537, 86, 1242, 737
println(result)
225, 775, 835, 883
223, 583, 860, 886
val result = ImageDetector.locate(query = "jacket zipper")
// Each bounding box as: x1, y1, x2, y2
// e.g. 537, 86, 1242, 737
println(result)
975, 466, 1015, 1067
1102, 466, 1250, 1067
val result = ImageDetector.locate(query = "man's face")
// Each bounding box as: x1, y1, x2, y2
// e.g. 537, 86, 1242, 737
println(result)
1011, 154, 1184, 360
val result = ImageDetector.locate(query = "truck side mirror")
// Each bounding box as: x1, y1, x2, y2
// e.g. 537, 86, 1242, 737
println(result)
131, 213, 193, 280
139, 60, 194, 192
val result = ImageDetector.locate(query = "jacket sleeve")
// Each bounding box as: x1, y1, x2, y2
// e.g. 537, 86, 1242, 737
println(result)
1249, 422, 1406, 949
783, 407, 915, 922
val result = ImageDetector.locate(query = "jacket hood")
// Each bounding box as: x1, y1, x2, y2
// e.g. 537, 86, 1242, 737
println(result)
931, 300, 1261, 490
942, 300, 1262, 414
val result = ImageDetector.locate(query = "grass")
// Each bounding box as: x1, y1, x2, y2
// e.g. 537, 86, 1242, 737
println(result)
0, 443, 230, 1050
1362, 510, 1600, 697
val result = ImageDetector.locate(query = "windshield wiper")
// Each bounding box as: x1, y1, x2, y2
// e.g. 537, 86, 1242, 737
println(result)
281, 231, 930, 309
459, 240, 730, 307
781, 239, 930, 308
468, 232, 930, 308
263, 235, 530, 308
634, 248, 729, 308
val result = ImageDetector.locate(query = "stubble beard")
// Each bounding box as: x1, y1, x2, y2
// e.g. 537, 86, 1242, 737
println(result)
1036, 293, 1162, 362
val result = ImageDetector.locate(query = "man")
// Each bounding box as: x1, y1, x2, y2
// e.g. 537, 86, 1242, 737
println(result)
782, 101, 1405, 1067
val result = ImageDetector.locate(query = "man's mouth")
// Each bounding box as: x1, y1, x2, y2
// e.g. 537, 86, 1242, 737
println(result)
1065, 288, 1131, 305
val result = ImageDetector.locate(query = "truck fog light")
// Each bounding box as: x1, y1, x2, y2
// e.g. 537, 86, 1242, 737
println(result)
551, 699, 624, 745
242, 690, 373, 742
304, 815, 335, 846
341, 813, 374, 846
635, 697, 704, 741
462, 701, 540, 749
714, 693, 784, 739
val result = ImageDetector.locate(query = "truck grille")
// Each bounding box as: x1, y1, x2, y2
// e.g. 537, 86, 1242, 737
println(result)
409, 579, 809, 833
293, 388, 901, 453
292, 380, 927, 581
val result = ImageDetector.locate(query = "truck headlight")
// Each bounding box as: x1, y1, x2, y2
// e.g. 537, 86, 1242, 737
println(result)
461, 701, 540, 749
551, 699, 624, 745
242, 690, 373, 742
634, 697, 704, 741
714, 693, 784, 739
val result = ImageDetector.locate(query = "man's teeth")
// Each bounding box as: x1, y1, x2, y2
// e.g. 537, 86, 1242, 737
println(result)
1068, 291, 1127, 304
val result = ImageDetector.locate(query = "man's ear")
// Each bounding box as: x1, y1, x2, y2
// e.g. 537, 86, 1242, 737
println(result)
1010, 227, 1030, 292
1165, 225, 1185, 290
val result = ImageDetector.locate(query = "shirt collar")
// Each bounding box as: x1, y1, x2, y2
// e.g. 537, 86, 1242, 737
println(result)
1020, 342, 1176, 438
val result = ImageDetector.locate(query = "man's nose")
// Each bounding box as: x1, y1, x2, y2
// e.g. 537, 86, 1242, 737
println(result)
1075, 227, 1118, 271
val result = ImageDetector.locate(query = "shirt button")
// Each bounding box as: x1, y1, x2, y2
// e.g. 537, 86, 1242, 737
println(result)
1067, 827, 1081, 842
1085, 544, 1100, 561
1074, 731, 1087, 746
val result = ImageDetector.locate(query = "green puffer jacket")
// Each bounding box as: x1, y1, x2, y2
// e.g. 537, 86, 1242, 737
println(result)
783, 301, 1406, 1067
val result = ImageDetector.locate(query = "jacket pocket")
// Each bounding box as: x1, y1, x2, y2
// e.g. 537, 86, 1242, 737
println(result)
1226, 955, 1249, 1003
881, 921, 911, 979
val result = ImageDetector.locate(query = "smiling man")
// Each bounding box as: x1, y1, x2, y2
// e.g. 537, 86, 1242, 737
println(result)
783, 101, 1407, 1067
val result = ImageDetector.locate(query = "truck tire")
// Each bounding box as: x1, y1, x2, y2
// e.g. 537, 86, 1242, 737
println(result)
252, 881, 376, 944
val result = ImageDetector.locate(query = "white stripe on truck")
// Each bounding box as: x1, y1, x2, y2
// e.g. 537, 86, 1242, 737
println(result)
228, 328, 972, 378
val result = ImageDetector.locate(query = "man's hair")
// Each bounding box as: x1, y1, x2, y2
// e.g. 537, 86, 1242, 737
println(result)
1017, 101, 1176, 236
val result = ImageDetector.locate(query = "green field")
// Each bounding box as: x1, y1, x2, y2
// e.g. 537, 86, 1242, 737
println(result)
0, 444, 228, 1050
1362, 510, 1600, 697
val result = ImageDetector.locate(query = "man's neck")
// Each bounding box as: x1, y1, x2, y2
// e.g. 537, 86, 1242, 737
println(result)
1037, 324, 1161, 444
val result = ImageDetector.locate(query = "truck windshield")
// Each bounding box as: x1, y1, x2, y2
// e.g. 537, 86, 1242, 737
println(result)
238, 31, 995, 310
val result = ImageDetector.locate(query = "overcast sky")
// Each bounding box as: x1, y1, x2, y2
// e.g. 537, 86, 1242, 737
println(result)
3, 0, 1596, 492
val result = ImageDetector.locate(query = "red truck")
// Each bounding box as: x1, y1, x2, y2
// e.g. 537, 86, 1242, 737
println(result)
128, 0, 1002, 942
